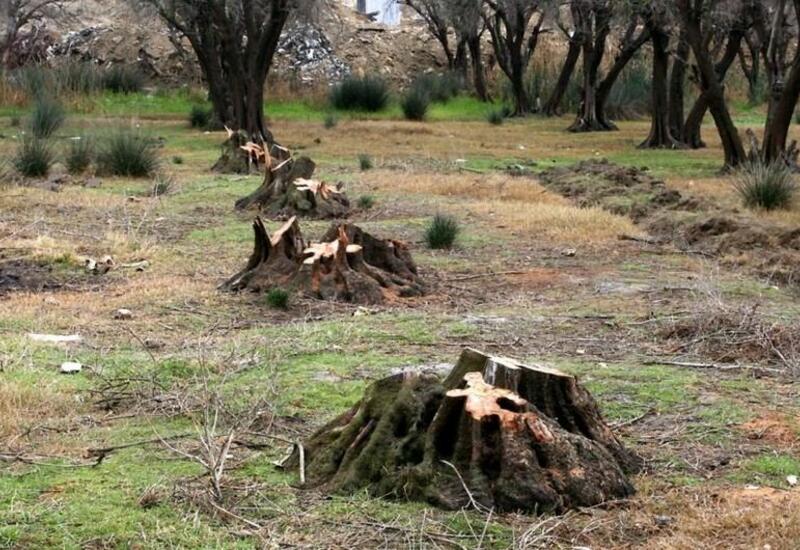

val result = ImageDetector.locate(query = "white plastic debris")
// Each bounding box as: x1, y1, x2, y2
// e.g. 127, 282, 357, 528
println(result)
114, 308, 133, 320
28, 333, 82, 344
60, 361, 82, 374
787, 475, 798, 487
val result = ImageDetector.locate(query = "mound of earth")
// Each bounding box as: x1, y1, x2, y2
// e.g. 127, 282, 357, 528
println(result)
537, 159, 687, 220
539, 159, 800, 286
0, 258, 96, 295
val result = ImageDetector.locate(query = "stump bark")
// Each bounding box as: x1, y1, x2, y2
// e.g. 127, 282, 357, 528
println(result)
294, 349, 640, 513
234, 154, 350, 218
221, 217, 424, 304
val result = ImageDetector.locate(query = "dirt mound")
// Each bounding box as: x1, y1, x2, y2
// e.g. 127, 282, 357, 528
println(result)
538, 159, 683, 220
539, 159, 800, 287
0, 259, 74, 294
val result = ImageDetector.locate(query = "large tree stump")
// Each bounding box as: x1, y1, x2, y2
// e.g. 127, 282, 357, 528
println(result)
221, 217, 424, 304
294, 349, 640, 513
234, 154, 350, 218
212, 128, 289, 175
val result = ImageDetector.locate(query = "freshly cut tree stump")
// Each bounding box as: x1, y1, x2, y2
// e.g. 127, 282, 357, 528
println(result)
293, 349, 640, 513
221, 217, 424, 304
212, 127, 289, 174
234, 154, 350, 218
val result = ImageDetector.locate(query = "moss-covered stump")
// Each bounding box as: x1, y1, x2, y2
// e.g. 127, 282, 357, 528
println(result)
294, 349, 640, 513
221, 217, 424, 304
234, 154, 350, 218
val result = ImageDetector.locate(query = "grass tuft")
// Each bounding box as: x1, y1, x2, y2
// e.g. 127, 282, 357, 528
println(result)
266, 288, 290, 309
65, 137, 93, 174
96, 130, 159, 177
324, 113, 338, 129
357, 195, 376, 209
189, 105, 211, 129
425, 214, 460, 249
330, 75, 389, 112
401, 88, 430, 121
487, 109, 505, 126
29, 97, 65, 138
102, 65, 145, 94
733, 160, 796, 210
358, 154, 373, 171
13, 138, 53, 177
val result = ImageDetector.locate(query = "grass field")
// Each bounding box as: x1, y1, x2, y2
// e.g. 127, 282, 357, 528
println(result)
1, 95, 800, 548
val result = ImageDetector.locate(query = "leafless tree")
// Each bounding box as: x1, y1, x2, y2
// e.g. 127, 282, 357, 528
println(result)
402, 0, 467, 77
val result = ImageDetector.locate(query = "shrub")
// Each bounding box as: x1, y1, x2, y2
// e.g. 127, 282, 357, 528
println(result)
357, 195, 376, 210
733, 160, 796, 210
424, 214, 459, 249
358, 154, 373, 171
172, 155, 184, 164
324, 113, 338, 129
487, 109, 505, 125
330, 75, 389, 112
189, 105, 211, 129
10, 115, 20, 127
401, 88, 429, 121
150, 174, 174, 197
96, 131, 159, 177
65, 137, 93, 174
29, 97, 65, 138
102, 65, 144, 94
266, 288, 290, 309
13, 138, 53, 177
11, 65, 50, 100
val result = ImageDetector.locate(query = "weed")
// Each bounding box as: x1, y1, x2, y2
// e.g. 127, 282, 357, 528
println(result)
324, 113, 338, 129
29, 97, 65, 138
10, 115, 20, 127
65, 137, 93, 175
54, 61, 102, 95
358, 154, 373, 171
733, 160, 796, 210
330, 75, 389, 112
102, 65, 145, 94
401, 88, 429, 121
425, 214, 459, 249
13, 138, 53, 177
357, 195, 376, 209
96, 130, 159, 177
189, 105, 211, 129
172, 155, 184, 165
266, 288, 290, 309
411, 72, 462, 103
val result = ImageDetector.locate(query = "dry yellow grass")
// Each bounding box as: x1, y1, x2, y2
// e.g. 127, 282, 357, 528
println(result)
367, 170, 641, 244
0, 378, 77, 440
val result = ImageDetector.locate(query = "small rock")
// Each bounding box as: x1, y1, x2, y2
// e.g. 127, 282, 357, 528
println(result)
561, 248, 577, 257
60, 361, 82, 374
84, 177, 102, 188
28, 333, 82, 344
787, 475, 798, 487
114, 308, 133, 320
654, 515, 673, 527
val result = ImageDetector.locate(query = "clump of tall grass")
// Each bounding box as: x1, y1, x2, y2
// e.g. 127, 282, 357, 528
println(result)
733, 159, 797, 210
13, 138, 53, 177
358, 154, 373, 171
29, 97, 65, 138
330, 75, 389, 112
54, 61, 102, 95
410, 72, 462, 103
401, 87, 430, 121
188, 105, 211, 129
102, 65, 144, 94
487, 109, 505, 125
96, 131, 159, 177
425, 214, 460, 249
605, 59, 650, 120
65, 137, 93, 174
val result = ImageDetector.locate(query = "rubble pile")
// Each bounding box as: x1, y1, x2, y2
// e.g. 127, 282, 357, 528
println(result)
275, 24, 350, 83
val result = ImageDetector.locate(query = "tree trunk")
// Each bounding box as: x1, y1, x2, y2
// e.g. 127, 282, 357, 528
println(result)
641, 27, 683, 149
453, 38, 469, 82
222, 217, 424, 304
569, 28, 604, 131
762, 53, 800, 162
679, 0, 746, 168
543, 35, 581, 117
293, 349, 640, 513
669, 28, 690, 139
467, 35, 490, 102
509, 49, 530, 116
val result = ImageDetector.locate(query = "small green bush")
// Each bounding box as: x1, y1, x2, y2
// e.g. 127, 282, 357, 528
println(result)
733, 160, 796, 210
102, 65, 144, 94
65, 137, 93, 174
357, 195, 376, 209
11, 65, 50, 100
401, 88, 430, 121
172, 155, 184, 165
10, 115, 20, 127
330, 75, 389, 112
54, 61, 102, 95
424, 214, 459, 249
150, 174, 174, 197
358, 154, 373, 171
189, 105, 211, 129
487, 109, 505, 125
266, 288, 290, 309
29, 97, 65, 138
96, 131, 159, 177
324, 113, 338, 129
13, 138, 53, 177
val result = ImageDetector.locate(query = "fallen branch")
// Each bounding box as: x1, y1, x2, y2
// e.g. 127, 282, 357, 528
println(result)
642, 359, 783, 376
445, 270, 526, 282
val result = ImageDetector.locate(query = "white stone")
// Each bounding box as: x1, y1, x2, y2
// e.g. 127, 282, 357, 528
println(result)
60, 361, 82, 374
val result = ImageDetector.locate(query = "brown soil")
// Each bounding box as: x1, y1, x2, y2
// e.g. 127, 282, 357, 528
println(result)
740, 413, 800, 446
0, 258, 100, 295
